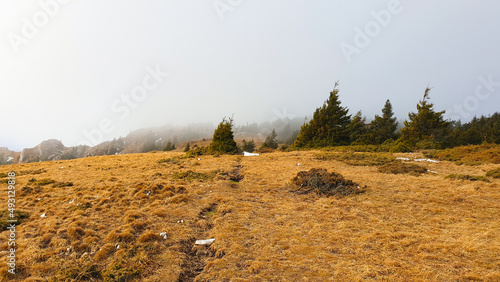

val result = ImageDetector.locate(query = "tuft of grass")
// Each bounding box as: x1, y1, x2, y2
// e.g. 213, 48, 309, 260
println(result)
28, 178, 56, 186
137, 231, 162, 243
158, 157, 180, 164
106, 228, 135, 243
378, 162, 428, 176
52, 181, 74, 188
292, 168, 365, 197
20, 185, 42, 196
424, 144, 500, 165
486, 168, 500, 178
445, 174, 491, 182
95, 243, 116, 261
314, 152, 396, 166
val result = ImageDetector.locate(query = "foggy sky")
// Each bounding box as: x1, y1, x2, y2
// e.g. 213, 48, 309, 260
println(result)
1, 1, 500, 151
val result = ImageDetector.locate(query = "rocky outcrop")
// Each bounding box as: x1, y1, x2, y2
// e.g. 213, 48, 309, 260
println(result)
19, 139, 66, 163
0, 147, 16, 165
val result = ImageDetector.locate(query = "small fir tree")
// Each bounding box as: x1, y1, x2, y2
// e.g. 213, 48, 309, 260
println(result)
163, 140, 176, 151
208, 117, 239, 155
400, 87, 450, 146
241, 139, 256, 152
261, 129, 279, 149
368, 99, 399, 144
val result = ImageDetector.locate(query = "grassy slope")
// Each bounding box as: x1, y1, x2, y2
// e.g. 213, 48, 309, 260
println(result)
0, 150, 499, 281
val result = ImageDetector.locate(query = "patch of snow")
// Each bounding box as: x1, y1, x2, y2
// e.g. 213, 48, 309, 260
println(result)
195, 238, 215, 245
414, 158, 439, 163
396, 157, 410, 161
243, 151, 259, 156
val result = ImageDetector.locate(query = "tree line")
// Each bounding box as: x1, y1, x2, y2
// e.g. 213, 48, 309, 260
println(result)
203, 82, 499, 155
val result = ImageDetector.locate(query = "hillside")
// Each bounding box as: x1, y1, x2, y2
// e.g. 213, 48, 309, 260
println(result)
1, 149, 499, 281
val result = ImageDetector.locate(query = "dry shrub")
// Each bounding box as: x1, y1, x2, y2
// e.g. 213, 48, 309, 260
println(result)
314, 152, 395, 166
445, 174, 490, 182
486, 167, 500, 178
95, 243, 116, 261
138, 231, 161, 243
378, 162, 428, 176
292, 168, 365, 196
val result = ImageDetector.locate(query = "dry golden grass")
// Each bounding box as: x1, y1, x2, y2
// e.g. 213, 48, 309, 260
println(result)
0, 149, 499, 281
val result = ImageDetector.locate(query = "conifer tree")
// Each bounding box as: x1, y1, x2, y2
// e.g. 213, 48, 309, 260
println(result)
208, 117, 238, 155
241, 139, 256, 152
400, 87, 450, 146
163, 140, 176, 151
348, 111, 368, 144
293, 82, 351, 148
261, 129, 279, 149
184, 142, 190, 152
368, 99, 399, 144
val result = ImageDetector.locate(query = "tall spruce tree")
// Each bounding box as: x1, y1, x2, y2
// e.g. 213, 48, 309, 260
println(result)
208, 117, 239, 155
368, 99, 399, 144
400, 87, 450, 146
293, 82, 351, 148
